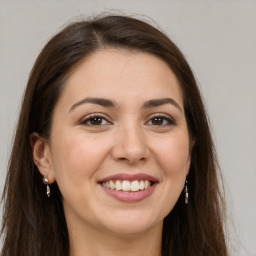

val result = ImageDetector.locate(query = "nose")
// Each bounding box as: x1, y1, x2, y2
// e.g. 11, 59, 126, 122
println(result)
111, 122, 150, 164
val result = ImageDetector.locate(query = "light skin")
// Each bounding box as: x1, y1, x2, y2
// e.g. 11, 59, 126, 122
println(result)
31, 49, 191, 256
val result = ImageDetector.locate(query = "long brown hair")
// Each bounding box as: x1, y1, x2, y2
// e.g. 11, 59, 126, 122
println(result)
1, 14, 228, 256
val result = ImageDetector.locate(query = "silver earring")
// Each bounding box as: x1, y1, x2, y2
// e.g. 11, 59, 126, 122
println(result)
184, 180, 188, 204
43, 176, 50, 198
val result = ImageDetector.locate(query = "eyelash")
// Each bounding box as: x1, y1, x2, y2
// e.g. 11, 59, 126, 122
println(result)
80, 114, 176, 127
146, 114, 176, 126
80, 114, 112, 127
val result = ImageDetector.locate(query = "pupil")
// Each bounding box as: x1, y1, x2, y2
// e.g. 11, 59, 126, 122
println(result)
91, 117, 102, 125
152, 117, 163, 125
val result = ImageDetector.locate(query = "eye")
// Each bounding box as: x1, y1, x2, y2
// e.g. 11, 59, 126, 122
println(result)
80, 114, 111, 126
147, 115, 175, 126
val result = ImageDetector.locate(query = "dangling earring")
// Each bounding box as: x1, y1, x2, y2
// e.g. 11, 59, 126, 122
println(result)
43, 176, 50, 198
184, 180, 188, 204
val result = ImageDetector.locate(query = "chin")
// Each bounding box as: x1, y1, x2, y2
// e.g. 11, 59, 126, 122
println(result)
97, 209, 163, 236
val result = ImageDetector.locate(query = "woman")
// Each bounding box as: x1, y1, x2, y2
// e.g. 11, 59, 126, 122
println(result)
0, 15, 228, 256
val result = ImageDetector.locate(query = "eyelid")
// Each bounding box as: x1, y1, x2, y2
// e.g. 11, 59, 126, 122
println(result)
145, 113, 176, 126
79, 113, 112, 126
78, 112, 176, 127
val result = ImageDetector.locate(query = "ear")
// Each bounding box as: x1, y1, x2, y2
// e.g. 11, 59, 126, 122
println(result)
186, 138, 195, 176
185, 154, 192, 176
30, 132, 55, 184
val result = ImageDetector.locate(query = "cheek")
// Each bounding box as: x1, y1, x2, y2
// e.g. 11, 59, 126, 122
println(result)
50, 131, 109, 188
153, 133, 190, 177
146, 132, 191, 218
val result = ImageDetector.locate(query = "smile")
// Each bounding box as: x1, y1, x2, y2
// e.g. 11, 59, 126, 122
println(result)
102, 180, 152, 192
98, 173, 158, 202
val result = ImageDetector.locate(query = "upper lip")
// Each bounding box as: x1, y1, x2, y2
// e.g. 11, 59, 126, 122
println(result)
98, 173, 159, 183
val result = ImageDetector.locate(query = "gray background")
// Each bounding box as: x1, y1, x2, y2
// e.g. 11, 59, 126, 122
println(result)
0, 1, 255, 255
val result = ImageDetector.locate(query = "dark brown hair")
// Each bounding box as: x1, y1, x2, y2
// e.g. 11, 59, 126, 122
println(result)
1, 15, 228, 256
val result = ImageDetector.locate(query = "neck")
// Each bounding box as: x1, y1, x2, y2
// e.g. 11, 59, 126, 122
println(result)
68, 219, 163, 256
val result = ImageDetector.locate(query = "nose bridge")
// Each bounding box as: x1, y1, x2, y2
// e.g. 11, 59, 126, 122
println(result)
112, 118, 149, 163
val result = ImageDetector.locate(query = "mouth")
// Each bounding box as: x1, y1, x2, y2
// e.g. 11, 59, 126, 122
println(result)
101, 179, 154, 192
98, 173, 158, 202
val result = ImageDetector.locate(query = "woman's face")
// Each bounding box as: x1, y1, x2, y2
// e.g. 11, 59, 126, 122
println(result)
45, 49, 191, 236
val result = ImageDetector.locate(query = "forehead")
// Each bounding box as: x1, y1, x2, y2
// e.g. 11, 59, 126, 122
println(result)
58, 49, 184, 109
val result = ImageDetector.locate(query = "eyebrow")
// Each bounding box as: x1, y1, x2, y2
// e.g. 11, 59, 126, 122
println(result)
142, 98, 183, 112
69, 97, 183, 112
69, 97, 116, 112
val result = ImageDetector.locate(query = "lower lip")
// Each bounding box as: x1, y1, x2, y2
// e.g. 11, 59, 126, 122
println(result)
100, 183, 157, 202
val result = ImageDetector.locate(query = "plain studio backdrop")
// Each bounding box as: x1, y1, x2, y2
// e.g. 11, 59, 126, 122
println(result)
0, 0, 255, 255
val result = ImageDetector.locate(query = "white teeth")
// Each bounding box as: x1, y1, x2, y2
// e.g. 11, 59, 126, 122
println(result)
102, 180, 152, 192
145, 180, 150, 189
122, 180, 130, 191
131, 180, 140, 192
115, 180, 122, 191
109, 180, 115, 189
139, 180, 145, 190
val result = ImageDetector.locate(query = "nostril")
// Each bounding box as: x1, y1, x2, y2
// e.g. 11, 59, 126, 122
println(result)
115, 156, 147, 165
111, 133, 150, 163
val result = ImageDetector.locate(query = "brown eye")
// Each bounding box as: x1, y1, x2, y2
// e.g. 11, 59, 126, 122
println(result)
147, 115, 175, 126
80, 115, 111, 126
90, 117, 103, 125
152, 117, 165, 125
